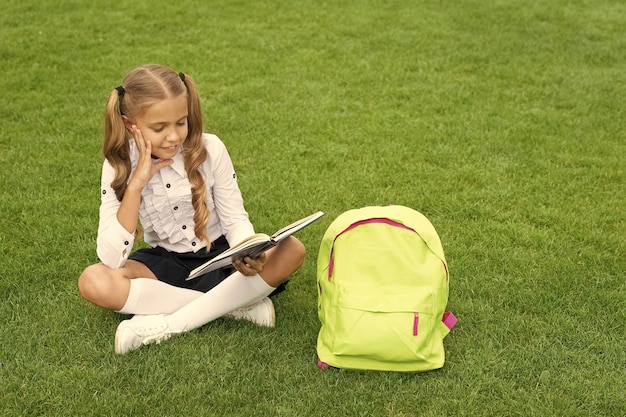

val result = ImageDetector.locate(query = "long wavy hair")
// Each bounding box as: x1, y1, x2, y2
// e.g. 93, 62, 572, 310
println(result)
103, 64, 210, 244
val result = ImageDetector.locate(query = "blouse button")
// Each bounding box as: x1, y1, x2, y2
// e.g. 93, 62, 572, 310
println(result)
173, 206, 178, 210
102, 190, 106, 194
166, 183, 171, 188
182, 225, 187, 230
192, 242, 196, 247
124, 241, 129, 245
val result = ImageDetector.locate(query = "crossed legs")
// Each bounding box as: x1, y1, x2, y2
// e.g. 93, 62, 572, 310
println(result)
78, 237, 306, 353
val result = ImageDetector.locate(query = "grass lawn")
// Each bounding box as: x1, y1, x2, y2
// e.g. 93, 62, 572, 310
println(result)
0, 0, 624, 416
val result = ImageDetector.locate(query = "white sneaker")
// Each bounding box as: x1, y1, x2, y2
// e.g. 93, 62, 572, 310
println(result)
114, 314, 175, 355
226, 297, 275, 327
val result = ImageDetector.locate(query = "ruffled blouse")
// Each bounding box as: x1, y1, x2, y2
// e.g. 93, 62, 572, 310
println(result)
96, 133, 254, 269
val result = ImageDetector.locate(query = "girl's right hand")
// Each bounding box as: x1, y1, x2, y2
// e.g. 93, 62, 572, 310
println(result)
128, 125, 173, 190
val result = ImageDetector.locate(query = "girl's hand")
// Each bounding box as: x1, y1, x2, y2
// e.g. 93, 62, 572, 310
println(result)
233, 252, 267, 276
128, 126, 173, 190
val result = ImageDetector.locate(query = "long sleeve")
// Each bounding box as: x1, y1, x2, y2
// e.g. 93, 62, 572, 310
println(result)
96, 159, 136, 268
204, 134, 255, 246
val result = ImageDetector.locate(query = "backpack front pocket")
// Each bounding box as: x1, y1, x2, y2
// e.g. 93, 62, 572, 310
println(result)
327, 289, 440, 364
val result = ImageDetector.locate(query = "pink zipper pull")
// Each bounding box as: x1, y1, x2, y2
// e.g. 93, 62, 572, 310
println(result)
413, 312, 419, 336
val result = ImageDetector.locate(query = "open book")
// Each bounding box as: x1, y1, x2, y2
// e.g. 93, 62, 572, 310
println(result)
186, 211, 326, 280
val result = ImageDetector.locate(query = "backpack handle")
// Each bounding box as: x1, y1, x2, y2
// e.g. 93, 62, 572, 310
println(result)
328, 217, 447, 279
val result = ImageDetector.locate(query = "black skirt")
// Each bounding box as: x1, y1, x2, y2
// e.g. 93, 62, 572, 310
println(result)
129, 235, 232, 293
129, 235, 289, 296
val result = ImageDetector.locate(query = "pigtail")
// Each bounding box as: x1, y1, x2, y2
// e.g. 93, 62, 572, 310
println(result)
103, 89, 131, 201
180, 73, 210, 245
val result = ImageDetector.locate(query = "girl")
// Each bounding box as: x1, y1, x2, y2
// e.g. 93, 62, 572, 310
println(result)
78, 64, 305, 354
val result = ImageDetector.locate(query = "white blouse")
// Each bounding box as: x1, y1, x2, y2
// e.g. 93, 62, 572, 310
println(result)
96, 133, 254, 269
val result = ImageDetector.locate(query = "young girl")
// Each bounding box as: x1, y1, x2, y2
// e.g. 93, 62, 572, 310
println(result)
78, 64, 305, 354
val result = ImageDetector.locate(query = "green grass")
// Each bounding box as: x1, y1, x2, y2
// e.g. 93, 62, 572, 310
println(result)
1, 0, 624, 416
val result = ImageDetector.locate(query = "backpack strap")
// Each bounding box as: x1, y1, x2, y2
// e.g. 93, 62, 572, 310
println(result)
441, 312, 457, 336
317, 359, 330, 368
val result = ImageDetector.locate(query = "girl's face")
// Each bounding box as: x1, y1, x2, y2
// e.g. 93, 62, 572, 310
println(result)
126, 94, 189, 160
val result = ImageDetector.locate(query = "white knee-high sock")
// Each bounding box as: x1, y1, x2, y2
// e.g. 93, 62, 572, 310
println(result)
116, 278, 204, 315
164, 272, 274, 332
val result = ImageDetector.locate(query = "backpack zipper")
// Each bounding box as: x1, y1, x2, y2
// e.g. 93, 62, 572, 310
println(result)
327, 218, 447, 279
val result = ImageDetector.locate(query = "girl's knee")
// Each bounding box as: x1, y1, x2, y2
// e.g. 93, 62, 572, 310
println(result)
77, 264, 103, 302
292, 237, 306, 265
282, 236, 306, 269
78, 264, 132, 310
77, 264, 124, 307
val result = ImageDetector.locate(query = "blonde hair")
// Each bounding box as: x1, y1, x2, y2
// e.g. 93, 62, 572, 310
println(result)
103, 64, 210, 244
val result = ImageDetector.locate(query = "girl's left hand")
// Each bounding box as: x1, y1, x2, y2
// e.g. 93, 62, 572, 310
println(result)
233, 253, 267, 276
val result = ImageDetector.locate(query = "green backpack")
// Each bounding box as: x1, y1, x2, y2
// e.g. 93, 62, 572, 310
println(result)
316, 205, 456, 372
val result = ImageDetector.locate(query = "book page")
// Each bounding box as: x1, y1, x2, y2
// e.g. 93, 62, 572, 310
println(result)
271, 211, 326, 242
